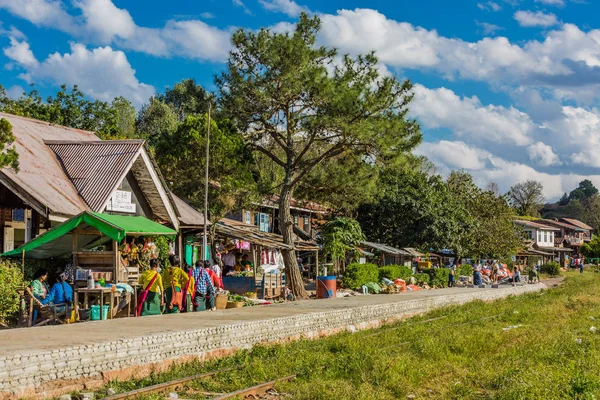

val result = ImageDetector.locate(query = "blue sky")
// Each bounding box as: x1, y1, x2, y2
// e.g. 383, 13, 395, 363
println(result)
1, 0, 600, 200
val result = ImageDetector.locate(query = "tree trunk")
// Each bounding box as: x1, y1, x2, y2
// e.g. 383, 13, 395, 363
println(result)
279, 182, 308, 299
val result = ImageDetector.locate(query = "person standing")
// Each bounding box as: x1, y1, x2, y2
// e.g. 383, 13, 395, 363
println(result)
193, 261, 216, 311
203, 260, 223, 290
162, 255, 189, 314
138, 259, 164, 316
580, 260, 584, 274
222, 251, 236, 276
448, 264, 456, 288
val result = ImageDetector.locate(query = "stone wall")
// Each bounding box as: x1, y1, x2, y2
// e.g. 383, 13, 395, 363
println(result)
0, 284, 545, 399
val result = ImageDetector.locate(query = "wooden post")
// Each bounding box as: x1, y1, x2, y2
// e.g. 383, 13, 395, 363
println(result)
21, 249, 25, 276
113, 240, 119, 283
315, 250, 319, 279
72, 231, 79, 269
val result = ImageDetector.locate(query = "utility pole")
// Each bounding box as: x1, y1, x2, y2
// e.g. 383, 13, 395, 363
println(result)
202, 102, 211, 261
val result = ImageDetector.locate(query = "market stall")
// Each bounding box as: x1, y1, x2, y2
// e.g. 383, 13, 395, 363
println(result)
214, 218, 319, 299
3, 211, 177, 319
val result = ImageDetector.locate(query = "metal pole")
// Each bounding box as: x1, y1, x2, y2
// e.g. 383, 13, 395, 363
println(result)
202, 102, 211, 261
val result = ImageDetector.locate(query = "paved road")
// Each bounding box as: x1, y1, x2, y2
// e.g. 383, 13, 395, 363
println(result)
0, 282, 556, 357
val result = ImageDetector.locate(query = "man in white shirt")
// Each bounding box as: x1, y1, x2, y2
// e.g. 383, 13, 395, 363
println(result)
222, 251, 236, 275
210, 257, 222, 279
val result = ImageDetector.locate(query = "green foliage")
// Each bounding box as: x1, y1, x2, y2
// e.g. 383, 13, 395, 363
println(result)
157, 78, 214, 121
0, 118, 19, 171
321, 218, 365, 267
421, 268, 450, 288
378, 265, 413, 281
22, 258, 70, 281
95, 269, 600, 400
570, 180, 598, 201
457, 264, 474, 277
541, 261, 561, 276
154, 236, 171, 270
0, 84, 132, 139
507, 180, 545, 217
217, 14, 421, 297
341, 263, 378, 290
581, 236, 600, 258
153, 114, 258, 220
358, 158, 459, 252
0, 259, 25, 325
136, 97, 178, 143
111, 96, 137, 138
359, 161, 521, 259
414, 272, 430, 285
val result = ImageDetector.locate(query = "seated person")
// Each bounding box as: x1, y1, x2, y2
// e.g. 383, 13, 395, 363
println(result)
473, 268, 483, 286
48, 271, 73, 305
31, 268, 51, 305
240, 254, 254, 272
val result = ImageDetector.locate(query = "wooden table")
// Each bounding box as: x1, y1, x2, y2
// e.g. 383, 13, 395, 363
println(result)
74, 288, 116, 320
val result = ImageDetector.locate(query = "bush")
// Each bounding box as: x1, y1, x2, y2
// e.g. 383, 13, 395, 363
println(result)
421, 268, 450, 288
414, 273, 430, 285
342, 263, 379, 289
0, 259, 25, 326
457, 264, 474, 277
541, 262, 561, 277
378, 265, 413, 281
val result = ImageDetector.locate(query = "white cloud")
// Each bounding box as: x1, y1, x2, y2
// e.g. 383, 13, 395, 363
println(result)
535, 0, 565, 6
419, 140, 599, 200
527, 142, 561, 166
411, 84, 535, 146
259, 0, 309, 17
514, 10, 559, 27
200, 12, 216, 19
3, 36, 38, 67
416, 141, 490, 170
478, 2, 502, 11
0, 0, 231, 61
74, 0, 136, 42
317, 9, 600, 104
232, 0, 253, 15
5, 85, 24, 99
0, 0, 77, 33
161, 20, 231, 62
4, 39, 154, 108
476, 21, 504, 35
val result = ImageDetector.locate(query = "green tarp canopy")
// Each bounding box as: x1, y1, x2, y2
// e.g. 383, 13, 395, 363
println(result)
2, 211, 177, 259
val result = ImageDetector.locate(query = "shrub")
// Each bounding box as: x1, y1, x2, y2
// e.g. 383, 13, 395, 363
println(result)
0, 259, 25, 326
378, 265, 413, 281
414, 273, 430, 285
457, 264, 474, 277
342, 263, 379, 289
541, 261, 561, 277
421, 268, 450, 288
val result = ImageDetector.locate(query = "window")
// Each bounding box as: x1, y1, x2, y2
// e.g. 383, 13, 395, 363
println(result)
255, 213, 270, 232
12, 209, 24, 222
245, 211, 251, 225
537, 232, 542, 242
303, 216, 310, 233
526, 231, 533, 240
545, 231, 549, 243
294, 215, 299, 226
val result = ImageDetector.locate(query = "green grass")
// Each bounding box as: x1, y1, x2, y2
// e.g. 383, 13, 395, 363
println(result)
93, 273, 600, 399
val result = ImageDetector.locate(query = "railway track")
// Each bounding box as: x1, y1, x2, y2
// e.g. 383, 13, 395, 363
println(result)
101, 366, 296, 400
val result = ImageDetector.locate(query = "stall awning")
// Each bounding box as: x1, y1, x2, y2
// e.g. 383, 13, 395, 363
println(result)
2, 211, 177, 259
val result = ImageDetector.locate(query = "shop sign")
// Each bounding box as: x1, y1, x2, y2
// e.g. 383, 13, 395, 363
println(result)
106, 190, 136, 213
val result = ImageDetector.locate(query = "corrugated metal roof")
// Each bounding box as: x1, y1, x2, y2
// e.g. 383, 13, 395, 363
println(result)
361, 241, 410, 255
45, 140, 144, 212
171, 194, 209, 227
560, 218, 592, 231
0, 112, 97, 217
515, 220, 561, 231
537, 219, 582, 231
